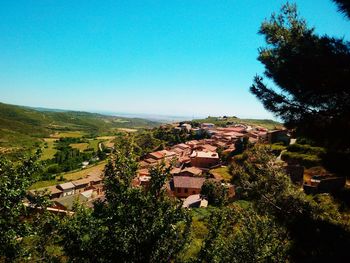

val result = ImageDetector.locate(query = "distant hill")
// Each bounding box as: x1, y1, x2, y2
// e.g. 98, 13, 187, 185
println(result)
0, 102, 160, 156
192, 116, 282, 130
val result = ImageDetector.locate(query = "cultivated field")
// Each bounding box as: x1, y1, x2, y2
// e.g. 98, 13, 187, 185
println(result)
50, 131, 86, 138
40, 138, 58, 160
69, 142, 90, 151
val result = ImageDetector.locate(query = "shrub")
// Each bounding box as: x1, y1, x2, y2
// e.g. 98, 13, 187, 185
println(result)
287, 143, 326, 156
281, 151, 321, 168
269, 144, 286, 156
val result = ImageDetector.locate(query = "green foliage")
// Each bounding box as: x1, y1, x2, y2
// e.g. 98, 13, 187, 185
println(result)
269, 143, 286, 156
281, 143, 326, 167
281, 151, 321, 167
249, 3, 350, 175
232, 146, 350, 262
133, 131, 163, 157
198, 205, 290, 263
0, 101, 159, 158
0, 154, 46, 260
59, 142, 191, 262
287, 143, 326, 155
333, 0, 350, 18
200, 180, 227, 206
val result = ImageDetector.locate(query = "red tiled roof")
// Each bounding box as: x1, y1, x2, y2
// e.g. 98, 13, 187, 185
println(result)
145, 158, 158, 164
148, 150, 176, 160
149, 151, 165, 159
173, 176, 205, 189
200, 144, 217, 152
176, 143, 190, 149
138, 169, 150, 176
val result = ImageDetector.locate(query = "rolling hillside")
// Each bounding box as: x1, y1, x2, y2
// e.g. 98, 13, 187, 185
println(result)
0, 102, 159, 156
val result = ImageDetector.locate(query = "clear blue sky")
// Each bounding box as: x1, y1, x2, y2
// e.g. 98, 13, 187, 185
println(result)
1, 0, 349, 119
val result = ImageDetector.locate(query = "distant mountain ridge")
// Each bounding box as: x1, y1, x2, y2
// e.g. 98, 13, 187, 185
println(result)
0, 102, 160, 156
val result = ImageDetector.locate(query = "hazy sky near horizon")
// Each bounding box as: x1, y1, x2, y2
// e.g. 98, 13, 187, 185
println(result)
1, 1, 349, 119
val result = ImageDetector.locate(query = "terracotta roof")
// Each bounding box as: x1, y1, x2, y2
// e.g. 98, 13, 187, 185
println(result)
171, 147, 184, 154
176, 143, 190, 149
145, 158, 158, 164
149, 151, 165, 159
186, 140, 200, 146
200, 144, 217, 152
173, 176, 205, 189
148, 150, 176, 160
223, 132, 244, 138
138, 169, 150, 176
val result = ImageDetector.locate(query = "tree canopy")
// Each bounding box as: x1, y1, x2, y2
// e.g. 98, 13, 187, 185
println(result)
231, 146, 350, 262
59, 144, 191, 263
333, 0, 350, 18
250, 3, 350, 175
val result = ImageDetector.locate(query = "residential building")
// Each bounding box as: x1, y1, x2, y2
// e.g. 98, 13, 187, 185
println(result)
190, 151, 220, 168
57, 182, 76, 197
172, 176, 206, 198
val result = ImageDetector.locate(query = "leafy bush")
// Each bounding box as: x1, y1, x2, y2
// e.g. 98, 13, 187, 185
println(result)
287, 143, 326, 156
269, 144, 286, 156
281, 151, 321, 168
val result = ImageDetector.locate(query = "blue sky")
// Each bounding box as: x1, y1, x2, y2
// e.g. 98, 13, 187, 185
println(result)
1, 0, 349, 119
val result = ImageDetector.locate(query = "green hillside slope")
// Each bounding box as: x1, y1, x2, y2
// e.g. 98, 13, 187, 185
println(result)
0, 102, 159, 157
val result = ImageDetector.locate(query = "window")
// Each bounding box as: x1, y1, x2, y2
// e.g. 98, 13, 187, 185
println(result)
184, 188, 188, 193
177, 188, 181, 193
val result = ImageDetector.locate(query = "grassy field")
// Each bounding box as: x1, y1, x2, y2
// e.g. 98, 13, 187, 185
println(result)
0, 102, 159, 158
69, 142, 90, 151
210, 166, 232, 182
117, 128, 137, 133
40, 138, 58, 160
50, 131, 86, 138
88, 139, 103, 151
30, 179, 60, 189
62, 161, 107, 181
96, 136, 116, 140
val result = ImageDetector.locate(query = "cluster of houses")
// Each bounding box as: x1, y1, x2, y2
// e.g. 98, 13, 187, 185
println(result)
29, 171, 104, 211
29, 121, 347, 211
133, 122, 275, 206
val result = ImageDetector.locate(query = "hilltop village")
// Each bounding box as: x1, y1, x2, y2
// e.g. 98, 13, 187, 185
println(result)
29, 121, 299, 211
